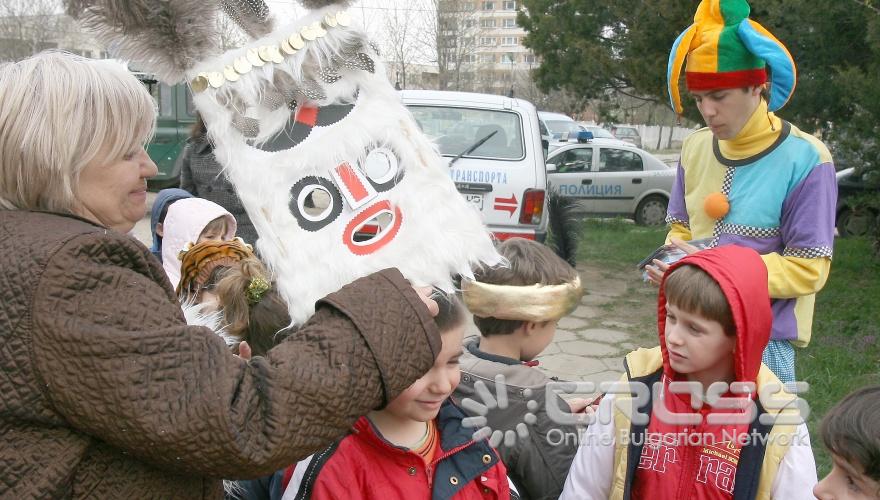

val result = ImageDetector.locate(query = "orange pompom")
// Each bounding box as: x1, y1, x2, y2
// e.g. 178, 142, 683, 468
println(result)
703, 192, 730, 220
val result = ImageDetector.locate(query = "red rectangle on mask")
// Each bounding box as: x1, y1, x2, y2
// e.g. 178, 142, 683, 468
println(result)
335, 162, 369, 202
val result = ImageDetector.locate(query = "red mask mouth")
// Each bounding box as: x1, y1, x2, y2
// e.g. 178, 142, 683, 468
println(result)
343, 200, 402, 255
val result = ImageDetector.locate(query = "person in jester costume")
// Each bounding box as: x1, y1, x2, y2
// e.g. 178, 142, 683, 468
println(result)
646, 0, 837, 383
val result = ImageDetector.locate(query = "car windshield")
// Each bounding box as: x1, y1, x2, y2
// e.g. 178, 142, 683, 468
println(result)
586, 127, 616, 139
408, 105, 524, 160
545, 120, 581, 136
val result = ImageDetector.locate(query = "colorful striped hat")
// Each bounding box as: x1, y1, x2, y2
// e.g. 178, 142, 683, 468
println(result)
667, 0, 796, 115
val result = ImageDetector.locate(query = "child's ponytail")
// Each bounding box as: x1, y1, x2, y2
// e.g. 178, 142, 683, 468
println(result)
215, 257, 292, 356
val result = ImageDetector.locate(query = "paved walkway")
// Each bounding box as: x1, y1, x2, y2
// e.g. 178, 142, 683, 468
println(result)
464, 263, 658, 396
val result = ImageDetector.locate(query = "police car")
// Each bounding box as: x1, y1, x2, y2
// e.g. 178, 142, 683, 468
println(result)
547, 132, 675, 226
402, 90, 549, 242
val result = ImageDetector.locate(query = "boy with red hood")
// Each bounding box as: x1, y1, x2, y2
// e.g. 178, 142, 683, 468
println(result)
562, 245, 817, 499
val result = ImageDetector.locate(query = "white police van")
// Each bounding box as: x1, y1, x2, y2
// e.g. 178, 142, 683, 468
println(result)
401, 90, 549, 242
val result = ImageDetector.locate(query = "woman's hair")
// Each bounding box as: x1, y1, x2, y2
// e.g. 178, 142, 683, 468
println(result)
664, 264, 736, 337
0, 51, 155, 212
432, 292, 467, 334
214, 257, 291, 356
820, 385, 880, 482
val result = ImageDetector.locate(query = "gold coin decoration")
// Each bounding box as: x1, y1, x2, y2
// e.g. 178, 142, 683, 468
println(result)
289, 33, 305, 49
233, 57, 252, 74
207, 72, 225, 88
267, 46, 284, 63
258, 46, 271, 63
192, 11, 352, 90
191, 75, 208, 93
280, 38, 297, 55
223, 65, 240, 82
247, 48, 264, 67
301, 26, 317, 41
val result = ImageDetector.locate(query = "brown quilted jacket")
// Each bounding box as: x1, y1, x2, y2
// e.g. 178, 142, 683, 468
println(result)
0, 210, 441, 499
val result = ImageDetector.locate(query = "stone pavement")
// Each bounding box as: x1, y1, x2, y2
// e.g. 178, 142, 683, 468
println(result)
464, 263, 658, 397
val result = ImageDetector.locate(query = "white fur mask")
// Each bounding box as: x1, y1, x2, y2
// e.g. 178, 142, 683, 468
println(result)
187, 6, 501, 324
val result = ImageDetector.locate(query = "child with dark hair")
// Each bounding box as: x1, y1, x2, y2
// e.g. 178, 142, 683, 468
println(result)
278, 293, 513, 499
814, 385, 880, 499
456, 237, 585, 500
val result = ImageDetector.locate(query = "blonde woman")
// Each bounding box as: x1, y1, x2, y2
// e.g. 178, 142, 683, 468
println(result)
0, 52, 440, 499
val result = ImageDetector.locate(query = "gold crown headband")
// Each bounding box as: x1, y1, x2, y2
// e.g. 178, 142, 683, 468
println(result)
462, 276, 583, 322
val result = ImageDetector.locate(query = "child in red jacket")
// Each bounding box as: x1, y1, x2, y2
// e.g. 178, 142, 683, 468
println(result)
279, 293, 512, 500
562, 245, 817, 499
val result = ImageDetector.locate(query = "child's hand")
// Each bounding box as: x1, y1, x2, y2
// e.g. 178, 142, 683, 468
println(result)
645, 260, 669, 285
646, 238, 702, 286
238, 341, 252, 361
567, 397, 594, 414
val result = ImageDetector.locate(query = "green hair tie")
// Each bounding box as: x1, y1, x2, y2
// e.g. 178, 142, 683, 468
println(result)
246, 276, 270, 305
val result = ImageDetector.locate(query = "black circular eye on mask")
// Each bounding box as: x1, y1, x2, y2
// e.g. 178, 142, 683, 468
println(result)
288, 176, 343, 231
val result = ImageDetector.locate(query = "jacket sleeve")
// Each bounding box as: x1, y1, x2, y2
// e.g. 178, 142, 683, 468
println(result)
770, 423, 817, 498
178, 143, 195, 194
559, 395, 616, 500
761, 254, 831, 298
508, 393, 578, 500
30, 231, 440, 478
760, 163, 836, 299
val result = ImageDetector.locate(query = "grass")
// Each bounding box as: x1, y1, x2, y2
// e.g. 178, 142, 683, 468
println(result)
574, 219, 880, 477
797, 237, 880, 475
576, 218, 668, 266
574, 218, 670, 347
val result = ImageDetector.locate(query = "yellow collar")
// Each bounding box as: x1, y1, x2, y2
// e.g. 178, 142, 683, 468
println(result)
717, 100, 783, 160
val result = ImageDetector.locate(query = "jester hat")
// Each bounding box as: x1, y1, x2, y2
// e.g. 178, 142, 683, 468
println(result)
667, 0, 796, 115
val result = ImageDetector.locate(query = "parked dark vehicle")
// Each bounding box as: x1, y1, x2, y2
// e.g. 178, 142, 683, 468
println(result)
136, 76, 195, 190
836, 166, 880, 237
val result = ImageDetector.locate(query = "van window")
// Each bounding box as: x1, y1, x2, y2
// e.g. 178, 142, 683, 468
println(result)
545, 120, 581, 137
408, 106, 524, 160
185, 87, 197, 117
157, 83, 175, 118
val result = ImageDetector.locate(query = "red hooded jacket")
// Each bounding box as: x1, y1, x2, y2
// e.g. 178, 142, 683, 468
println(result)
630, 245, 773, 499
279, 400, 511, 500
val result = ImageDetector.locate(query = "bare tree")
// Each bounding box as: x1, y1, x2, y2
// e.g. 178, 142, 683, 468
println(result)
423, 0, 479, 91
382, 1, 421, 89
217, 11, 248, 51
0, 0, 65, 61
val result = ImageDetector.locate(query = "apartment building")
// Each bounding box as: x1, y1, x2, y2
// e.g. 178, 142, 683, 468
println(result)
471, 0, 535, 94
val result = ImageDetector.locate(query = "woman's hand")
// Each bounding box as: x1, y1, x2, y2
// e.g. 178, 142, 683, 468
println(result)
238, 341, 252, 361
645, 238, 702, 285
413, 286, 440, 317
